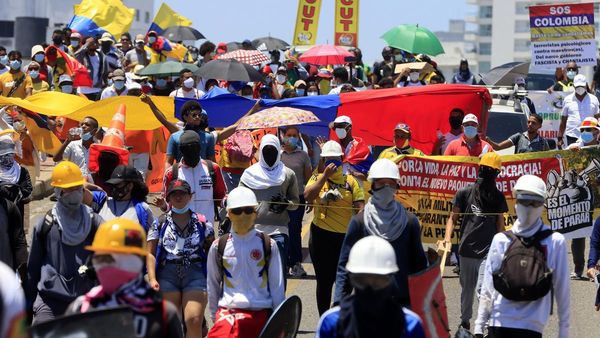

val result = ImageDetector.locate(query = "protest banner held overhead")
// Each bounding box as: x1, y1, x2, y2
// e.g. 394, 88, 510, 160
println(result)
334, 0, 359, 48
293, 0, 322, 45
529, 2, 597, 70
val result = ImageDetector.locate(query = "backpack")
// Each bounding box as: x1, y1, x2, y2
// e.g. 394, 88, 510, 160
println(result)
492, 229, 554, 304
223, 130, 254, 163
215, 232, 271, 289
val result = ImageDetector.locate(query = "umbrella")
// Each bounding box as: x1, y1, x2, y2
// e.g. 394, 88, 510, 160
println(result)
298, 44, 354, 65
237, 106, 320, 130
137, 61, 198, 76
162, 26, 205, 41
252, 36, 290, 51
195, 59, 264, 82
217, 49, 270, 66
381, 24, 445, 56
226, 41, 256, 52
481, 62, 530, 86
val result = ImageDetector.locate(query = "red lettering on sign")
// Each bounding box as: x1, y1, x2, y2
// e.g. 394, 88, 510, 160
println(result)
301, 17, 314, 31
302, 5, 315, 17
340, 19, 352, 31
340, 8, 353, 19
341, 0, 353, 5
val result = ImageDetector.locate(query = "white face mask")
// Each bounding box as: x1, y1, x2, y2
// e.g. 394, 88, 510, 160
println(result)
307, 91, 318, 96
276, 74, 286, 84
575, 87, 587, 96
183, 77, 194, 89
409, 72, 420, 82
515, 203, 544, 228
335, 127, 348, 139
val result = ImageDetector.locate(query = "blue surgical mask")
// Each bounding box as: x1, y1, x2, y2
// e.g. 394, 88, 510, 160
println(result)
107, 79, 113, 86
156, 78, 167, 87
285, 136, 300, 149
325, 159, 342, 168
114, 80, 125, 90
9, 60, 21, 71
581, 131, 595, 143
171, 204, 190, 214
61, 85, 73, 93
296, 89, 305, 96
0, 55, 7, 66
566, 70, 576, 80
148, 37, 156, 44
81, 131, 93, 141
29, 70, 39, 79
34, 54, 45, 63
70, 40, 80, 48
463, 125, 478, 139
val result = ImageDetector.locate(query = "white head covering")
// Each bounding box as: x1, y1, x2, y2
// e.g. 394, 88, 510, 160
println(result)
240, 134, 286, 189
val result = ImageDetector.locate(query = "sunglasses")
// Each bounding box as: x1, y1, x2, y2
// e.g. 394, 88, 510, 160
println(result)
567, 67, 578, 71
581, 128, 596, 132
230, 206, 255, 215
517, 200, 544, 208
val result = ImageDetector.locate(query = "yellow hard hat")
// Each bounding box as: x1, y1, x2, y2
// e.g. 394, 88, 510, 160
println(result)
51, 161, 85, 188
479, 152, 502, 171
86, 218, 148, 256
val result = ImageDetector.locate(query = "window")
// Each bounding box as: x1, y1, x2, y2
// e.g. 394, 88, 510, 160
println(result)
135, 9, 140, 22
145, 11, 150, 24
479, 42, 491, 55
515, 1, 529, 15
515, 20, 529, 33
479, 24, 492, 36
479, 6, 493, 19
514, 39, 531, 52
479, 61, 491, 73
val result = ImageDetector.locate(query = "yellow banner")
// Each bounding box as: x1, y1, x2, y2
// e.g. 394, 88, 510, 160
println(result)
292, 0, 322, 45
334, 0, 359, 47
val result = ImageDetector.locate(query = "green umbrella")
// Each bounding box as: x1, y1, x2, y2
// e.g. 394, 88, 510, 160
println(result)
137, 61, 199, 76
381, 24, 445, 56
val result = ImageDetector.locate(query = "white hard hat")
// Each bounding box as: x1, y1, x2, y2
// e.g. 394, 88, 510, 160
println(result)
368, 159, 400, 182
346, 236, 399, 275
512, 175, 546, 202
226, 187, 258, 210
58, 74, 73, 85
320, 141, 343, 157
333, 115, 352, 125
462, 113, 478, 125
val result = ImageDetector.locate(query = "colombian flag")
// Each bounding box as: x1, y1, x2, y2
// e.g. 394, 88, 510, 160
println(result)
67, 0, 134, 38
146, 31, 188, 62
149, 3, 193, 35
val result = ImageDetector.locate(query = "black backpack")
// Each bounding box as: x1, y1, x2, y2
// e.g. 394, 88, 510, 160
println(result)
492, 229, 553, 304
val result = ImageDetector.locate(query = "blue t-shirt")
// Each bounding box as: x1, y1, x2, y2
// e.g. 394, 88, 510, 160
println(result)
166, 129, 216, 161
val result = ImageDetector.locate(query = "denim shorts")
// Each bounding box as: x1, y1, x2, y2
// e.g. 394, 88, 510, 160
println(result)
157, 261, 207, 292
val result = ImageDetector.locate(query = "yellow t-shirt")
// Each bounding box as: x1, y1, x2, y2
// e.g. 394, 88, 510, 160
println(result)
378, 146, 425, 161
0, 71, 33, 98
31, 80, 49, 95
307, 173, 365, 233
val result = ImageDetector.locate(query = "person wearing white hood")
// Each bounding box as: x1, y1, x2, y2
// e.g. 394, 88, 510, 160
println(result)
474, 175, 569, 338
239, 134, 299, 280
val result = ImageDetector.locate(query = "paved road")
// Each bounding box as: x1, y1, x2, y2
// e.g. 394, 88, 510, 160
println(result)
28, 195, 597, 337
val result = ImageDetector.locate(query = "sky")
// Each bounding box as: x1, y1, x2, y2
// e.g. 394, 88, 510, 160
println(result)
157, 0, 470, 65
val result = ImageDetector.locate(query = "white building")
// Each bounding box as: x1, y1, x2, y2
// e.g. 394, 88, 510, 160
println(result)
434, 20, 480, 80
0, 0, 154, 52
466, 0, 600, 72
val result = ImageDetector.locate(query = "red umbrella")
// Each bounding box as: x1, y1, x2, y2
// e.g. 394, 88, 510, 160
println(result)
298, 44, 353, 65
217, 49, 270, 66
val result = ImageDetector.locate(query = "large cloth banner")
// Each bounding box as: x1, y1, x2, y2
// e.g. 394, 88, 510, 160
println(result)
529, 2, 596, 70
528, 90, 568, 141
334, 0, 359, 48
396, 148, 600, 244
292, 0, 322, 45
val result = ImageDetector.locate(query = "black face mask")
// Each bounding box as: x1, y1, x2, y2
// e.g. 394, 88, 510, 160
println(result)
479, 166, 499, 183
180, 143, 201, 167
101, 42, 112, 53
449, 116, 463, 129
98, 153, 120, 181
52, 37, 63, 45
262, 145, 278, 167
111, 183, 131, 200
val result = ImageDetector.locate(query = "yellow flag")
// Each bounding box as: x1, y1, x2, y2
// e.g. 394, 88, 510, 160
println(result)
70, 0, 135, 37
150, 3, 193, 34
334, 0, 359, 47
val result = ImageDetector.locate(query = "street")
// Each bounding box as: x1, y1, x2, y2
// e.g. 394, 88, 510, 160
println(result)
28, 194, 598, 337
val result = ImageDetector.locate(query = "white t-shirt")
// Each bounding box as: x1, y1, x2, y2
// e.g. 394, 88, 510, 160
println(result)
100, 85, 128, 100
79, 54, 101, 94
169, 87, 205, 99
64, 140, 92, 179
561, 92, 600, 138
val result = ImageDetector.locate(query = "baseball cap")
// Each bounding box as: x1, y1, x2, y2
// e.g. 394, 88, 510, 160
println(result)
99, 32, 114, 43
462, 113, 479, 125
106, 165, 143, 185
31, 45, 44, 56
277, 66, 287, 74
394, 123, 411, 133
167, 179, 192, 198
334, 115, 352, 125
294, 80, 306, 88
579, 117, 600, 131
135, 34, 145, 44
112, 69, 125, 81
58, 74, 73, 85
573, 74, 587, 88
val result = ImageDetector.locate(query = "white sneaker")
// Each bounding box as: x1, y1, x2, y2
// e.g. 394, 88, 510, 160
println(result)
290, 263, 307, 277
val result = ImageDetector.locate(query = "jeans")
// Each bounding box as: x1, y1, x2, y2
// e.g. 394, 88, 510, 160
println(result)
287, 196, 305, 267
270, 233, 289, 289
459, 255, 486, 323
222, 171, 242, 192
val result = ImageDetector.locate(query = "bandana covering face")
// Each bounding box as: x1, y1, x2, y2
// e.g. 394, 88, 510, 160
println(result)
240, 134, 286, 189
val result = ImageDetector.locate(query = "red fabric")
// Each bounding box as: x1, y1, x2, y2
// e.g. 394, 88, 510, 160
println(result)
343, 137, 370, 165
443, 135, 493, 156
336, 84, 492, 155
45, 45, 92, 87
207, 308, 270, 338
298, 44, 354, 65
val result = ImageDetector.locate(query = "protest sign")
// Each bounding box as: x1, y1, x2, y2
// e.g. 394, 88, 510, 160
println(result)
293, 0, 322, 45
396, 148, 600, 244
528, 90, 568, 141
529, 2, 596, 70
334, 0, 359, 47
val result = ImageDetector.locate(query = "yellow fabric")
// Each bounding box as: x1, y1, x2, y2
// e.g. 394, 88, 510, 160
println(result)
163, 43, 188, 62
0, 91, 90, 117
86, 218, 148, 256
378, 146, 425, 160
0, 72, 33, 99
152, 3, 193, 31
31, 81, 49, 95
307, 172, 364, 233
23, 117, 63, 156
73, 0, 135, 37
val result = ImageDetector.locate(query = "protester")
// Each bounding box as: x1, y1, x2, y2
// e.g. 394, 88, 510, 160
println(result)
164, 100, 215, 162
0, 46, 8, 76
0, 261, 27, 338
304, 140, 365, 314
371, 47, 394, 84
317, 236, 426, 338
0, 50, 32, 98
30, 45, 50, 85
50, 29, 67, 53
486, 114, 550, 153
558, 74, 600, 149
552, 61, 578, 92
294, 79, 307, 96
514, 77, 537, 114
474, 175, 569, 338
334, 159, 427, 307
0, 191, 26, 278
398, 67, 426, 87
444, 113, 493, 156
432, 108, 465, 155
119, 33, 133, 55
451, 59, 476, 85
67, 218, 184, 338
443, 152, 508, 332
206, 186, 285, 337
27, 61, 49, 94
330, 116, 374, 182
26, 161, 104, 324
151, 75, 173, 96
68, 32, 82, 56
0, 131, 32, 227
275, 66, 293, 96
99, 33, 122, 73
57, 74, 75, 94
170, 68, 204, 98
125, 34, 150, 70
147, 180, 214, 338
54, 116, 100, 183
100, 69, 128, 99
328, 67, 352, 95
379, 123, 425, 160
280, 126, 312, 277
568, 117, 600, 150
75, 37, 108, 100
197, 41, 216, 68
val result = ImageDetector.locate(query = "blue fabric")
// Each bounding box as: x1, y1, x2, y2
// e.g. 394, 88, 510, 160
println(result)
90, 191, 148, 231
67, 16, 105, 39
588, 216, 600, 269
148, 23, 164, 35
158, 261, 207, 292
166, 129, 216, 161
174, 91, 340, 137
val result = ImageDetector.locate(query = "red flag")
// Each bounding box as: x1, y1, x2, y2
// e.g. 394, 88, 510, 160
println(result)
408, 260, 450, 338
45, 45, 93, 87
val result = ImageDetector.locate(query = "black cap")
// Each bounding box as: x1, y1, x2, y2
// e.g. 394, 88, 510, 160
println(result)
106, 165, 143, 185
180, 130, 200, 145
167, 179, 192, 197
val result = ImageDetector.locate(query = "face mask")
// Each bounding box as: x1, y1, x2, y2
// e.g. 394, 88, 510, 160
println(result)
284, 136, 299, 149
243, 95, 253, 99
113, 80, 125, 90
29, 70, 39, 79
81, 131, 93, 141
111, 184, 131, 200
94, 254, 143, 294
9, 60, 21, 71
581, 131, 595, 143
335, 127, 348, 140
171, 203, 190, 214
409, 72, 420, 82
52, 37, 63, 45
34, 54, 45, 63
479, 166, 499, 182
70, 40, 80, 48
58, 188, 84, 210
262, 145, 279, 167
156, 79, 167, 87
463, 125, 478, 139
515, 203, 544, 228
181, 144, 201, 167
0, 55, 7, 66
370, 185, 397, 206
183, 77, 194, 89
296, 89, 305, 96
148, 37, 156, 44
394, 138, 410, 149
394, 54, 403, 61
324, 159, 342, 168
566, 70, 576, 80
449, 116, 463, 129
229, 212, 257, 232
61, 85, 73, 94
575, 87, 587, 96
0, 154, 14, 169
276, 75, 286, 84
307, 91, 318, 96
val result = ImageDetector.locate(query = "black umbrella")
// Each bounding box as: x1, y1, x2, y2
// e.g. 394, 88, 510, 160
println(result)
481, 62, 530, 86
163, 26, 205, 41
252, 36, 290, 51
226, 41, 256, 52
195, 59, 264, 82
